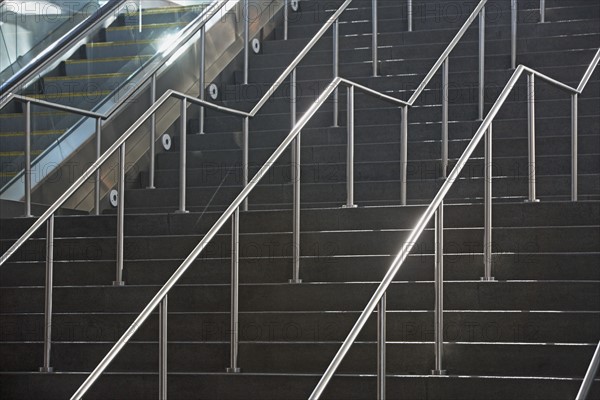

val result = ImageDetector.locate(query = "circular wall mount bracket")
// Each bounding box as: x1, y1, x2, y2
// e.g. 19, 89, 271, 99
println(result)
251, 38, 261, 54
109, 190, 119, 208
161, 134, 172, 151
208, 83, 219, 100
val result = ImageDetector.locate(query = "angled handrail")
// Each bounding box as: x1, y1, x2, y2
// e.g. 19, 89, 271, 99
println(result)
0, 0, 365, 267
0, 89, 249, 265
68, 76, 407, 400
0, 0, 128, 99
0, 0, 558, 396
577, 341, 600, 400
309, 49, 600, 399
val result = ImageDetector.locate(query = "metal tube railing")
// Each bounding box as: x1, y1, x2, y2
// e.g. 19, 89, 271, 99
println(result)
243, 0, 250, 85
376, 293, 386, 400
333, 19, 340, 127
148, 73, 157, 189
227, 208, 241, 373
309, 50, 600, 398
526, 73, 539, 203
1, 1, 586, 396
61, 77, 407, 399
576, 341, 600, 400
177, 98, 189, 214
432, 203, 445, 375
372, 0, 378, 77
344, 85, 357, 208
407, 0, 413, 32
479, 6, 485, 120
2, 94, 106, 218
482, 123, 494, 281
94, 117, 103, 214
39, 214, 54, 373
158, 295, 168, 400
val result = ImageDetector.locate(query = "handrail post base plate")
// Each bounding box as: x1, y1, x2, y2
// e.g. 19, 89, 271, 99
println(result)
289, 279, 303, 284
226, 368, 241, 373
480, 277, 496, 282
431, 370, 446, 376
341, 205, 358, 209
39, 367, 54, 373
524, 199, 540, 204
112, 281, 126, 287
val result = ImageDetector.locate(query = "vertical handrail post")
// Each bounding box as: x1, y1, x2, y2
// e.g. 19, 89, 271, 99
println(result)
377, 292, 386, 400
539, 0, 545, 23
400, 106, 408, 205
226, 208, 241, 373
432, 204, 446, 375
94, 117, 102, 215
482, 124, 495, 281
290, 68, 302, 284
176, 99, 189, 214
24, 100, 32, 217
199, 26, 206, 135
344, 85, 357, 208
242, 117, 250, 211
114, 143, 126, 286
159, 295, 168, 400
332, 18, 339, 127
243, 0, 249, 85
441, 58, 449, 178
571, 93, 578, 202
407, 0, 413, 32
284, 0, 289, 40
372, 0, 378, 77
39, 214, 54, 373
478, 6, 485, 120
511, 0, 517, 69
148, 73, 157, 189
526, 73, 539, 202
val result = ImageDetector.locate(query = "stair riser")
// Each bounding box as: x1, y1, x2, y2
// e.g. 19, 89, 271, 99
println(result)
2, 311, 598, 343
2, 251, 600, 286
2, 282, 598, 313
0, 373, 594, 400
0, 341, 596, 376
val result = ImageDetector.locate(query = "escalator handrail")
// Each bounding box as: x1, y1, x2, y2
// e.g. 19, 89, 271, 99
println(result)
0, 0, 128, 100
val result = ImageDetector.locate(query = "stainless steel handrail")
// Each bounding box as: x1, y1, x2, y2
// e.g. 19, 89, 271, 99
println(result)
0, 94, 107, 217
0, 0, 385, 392
67, 76, 407, 400
577, 341, 600, 400
0, 0, 128, 100
0, 0, 556, 395
309, 49, 600, 399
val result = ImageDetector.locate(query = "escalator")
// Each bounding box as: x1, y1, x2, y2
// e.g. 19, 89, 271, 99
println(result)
0, 0, 283, 213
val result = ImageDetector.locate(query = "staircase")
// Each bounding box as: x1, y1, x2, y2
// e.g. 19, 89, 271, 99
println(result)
1, 0, 599, 399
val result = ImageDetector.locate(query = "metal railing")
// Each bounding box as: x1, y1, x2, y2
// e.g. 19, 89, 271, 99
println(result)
0, 0, 557, 396
0, 0, 379, 391
0, 94, 107, 218
577, 341, 600, 400
64, 75, 407, 400
0, 0, 238, 205
309, 49, 600, 399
